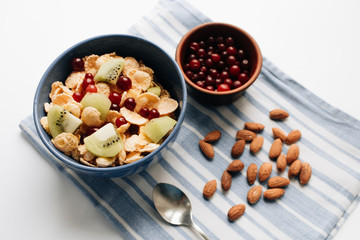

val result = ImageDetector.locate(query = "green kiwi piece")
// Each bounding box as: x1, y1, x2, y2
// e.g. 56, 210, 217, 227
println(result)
80, 93, 111, 120
94, 58, 125, 85
146, 86, 161, 96
84, 123, 123, 157
143, 116, 177, 143
47, 104, 82, 137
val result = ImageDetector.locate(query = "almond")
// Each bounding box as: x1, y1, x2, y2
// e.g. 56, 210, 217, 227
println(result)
263, 188, 285, 200
203, 180, 217, 199
288, 159, 302, 178
286, 129, 301, 145
269, 138, 283, 159
286, 144, 299, 165
272, 128, 286, 142
227, 204, 245, 221
247, 163, 258, 185
221, 170, 232, 191
247, 185, 262, 204
258, 162, 272, 182
268, 176, 290, 188
236, 130, 256, 142
276, 153, 287, 172
231, 139, 245, 158
269, 109, 289, 120
199, 140, 214, 159
204, 130, 221, 143
250, 136, 264, 153
299, 162, 312, 185
227, 160, 244, 172
244, 122, 265, 132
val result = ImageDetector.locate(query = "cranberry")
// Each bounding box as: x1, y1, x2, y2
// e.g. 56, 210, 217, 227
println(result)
216, 36, 225, 44
139, 107, 149, 118
197, 48, 207, 58
196, 81, 205, 88
229, 65, 241, 77
217, 83, 231, 92
184, 63, 190, 71
237, 49, 246, 60
109, 92, 122, 104
204, 76, 214, 86
205, 85, 214, 91
82, 77, 95, 91
238, 72, 249, 83
198, 58, 204, 66
227, 46, 237, 56
214, 78, 223, 86
199, 41, 206, 48
188, 54, 196, 61
210, 53, 221, 63
115, 117, 127, 128
87, 127, 99, 136
224, 78, 233, 87
226, 56, 237, 66
110, 103, 120, 111
217, 43, 226, 51
225, 37, 235, 46
186, 70, 194, 79
198, 71, 206, 80
232, 80, 242, 89
72, 92, 84, 102
71, 57, 84, 71
85, 84, 97, 93
206, 36, 215, 46
124, 97, 136, 111
189, 59, 201, 71
200, 66, 208, 73
221, 51, 229, 60
217, 61, 226, 70
148, 109, 160, 120
189, 42, 200, 52
85, 73, 93, 79
209, 69, 218, 78
205, 58, 213, 68
207, 46, 214, 52
117, 76, 132, 91
191, 73, 199, 82
220, 71, 229, 80
128, 124, 139, 135
241, 59, 250, 70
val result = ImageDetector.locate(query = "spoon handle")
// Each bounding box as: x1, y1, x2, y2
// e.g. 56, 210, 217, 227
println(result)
190, 222, 210, 240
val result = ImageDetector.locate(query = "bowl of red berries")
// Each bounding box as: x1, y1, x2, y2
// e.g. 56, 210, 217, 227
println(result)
175, 22, 262, 105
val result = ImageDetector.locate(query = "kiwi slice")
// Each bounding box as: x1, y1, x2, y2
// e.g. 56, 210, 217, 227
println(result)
47, 104, 82, 137
80, 93, 111, 120
143, 116, 177, 143
84, 123, 123, 157
94, 58, 125, 85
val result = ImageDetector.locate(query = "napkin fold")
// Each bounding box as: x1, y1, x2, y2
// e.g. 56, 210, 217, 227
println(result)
20, 0, 360, 239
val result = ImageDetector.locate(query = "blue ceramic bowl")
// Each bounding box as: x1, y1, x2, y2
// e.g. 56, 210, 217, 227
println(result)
33, 35, 187, 178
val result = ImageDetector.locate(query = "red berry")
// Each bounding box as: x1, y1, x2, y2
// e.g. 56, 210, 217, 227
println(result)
216, 36, 225, 44
214, 78, 223, 86
220, 71, 229, 80
227, 46, 237, 56
85, 73, 93, 79
237, 49, 246, 60
115, 117, 127, 128
148, 109, 160, 120
189, 41, 200, 52
217, 83, 231, 92
196, 81, 205, 88
82, 77, 95, 91
232, 80, 242, 89
217, 43, 226, 51
211, 53, 221, 63
109, 92, 122, 104
229, 65, 241, 77
206, 36, 215, 46
71, 57, 84, 71
225, 37, 235, 46
139, 107, 149, 118
226, 56, 237, 66
87, 127, 99, 136
241, 59, 250, 70
189, 59, 201, 71
72, 92, 84, 102
205, 85, 214, 91
85, 84, 97, 93
124, 97, 136, 111
117, 76, 132, 91
204, 75, 214, 86
205, 58, 213, 68
238, 72, 249, 83
110, 103, 120, 111
197, 48, 207, 58
224, 78, 233, 87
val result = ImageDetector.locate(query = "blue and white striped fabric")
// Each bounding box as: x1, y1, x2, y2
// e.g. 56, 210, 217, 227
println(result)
19, 0, 360, 239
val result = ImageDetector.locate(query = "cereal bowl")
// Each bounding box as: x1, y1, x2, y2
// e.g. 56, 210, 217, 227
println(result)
175, 22, 262, 105
34, 35, 187, 178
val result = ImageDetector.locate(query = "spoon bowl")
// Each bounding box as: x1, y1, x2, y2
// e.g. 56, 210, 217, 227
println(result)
153, 183, 210, 240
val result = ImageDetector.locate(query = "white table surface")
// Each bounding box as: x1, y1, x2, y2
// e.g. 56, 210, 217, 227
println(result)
2, 0, 360, 239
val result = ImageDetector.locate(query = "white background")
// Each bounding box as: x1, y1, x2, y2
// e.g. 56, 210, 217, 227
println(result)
1, 0, 360, 239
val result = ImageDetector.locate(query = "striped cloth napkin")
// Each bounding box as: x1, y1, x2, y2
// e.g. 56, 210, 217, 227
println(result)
20, 0, 360, 239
